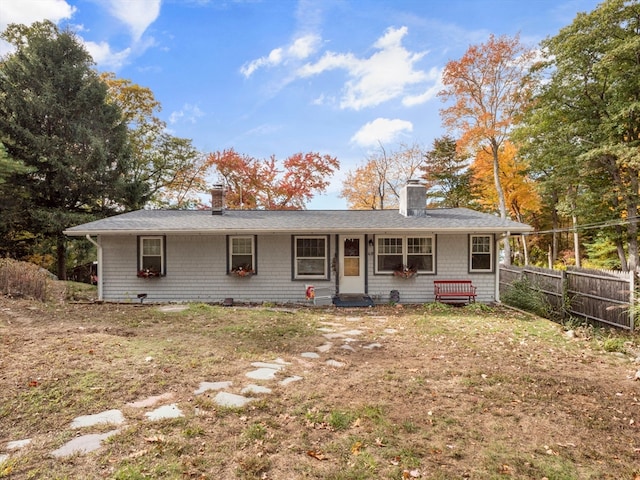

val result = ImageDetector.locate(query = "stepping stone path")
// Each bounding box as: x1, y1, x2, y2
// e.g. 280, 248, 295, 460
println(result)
0, 310, 396, 464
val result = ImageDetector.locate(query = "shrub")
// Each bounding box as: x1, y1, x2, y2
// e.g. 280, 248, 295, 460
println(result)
501, 277, 553, 319
0, 258, 51, 301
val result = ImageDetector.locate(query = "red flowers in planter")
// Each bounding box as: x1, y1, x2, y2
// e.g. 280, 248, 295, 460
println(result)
137, 268, 161, 278
231, 265, 254, 277
393, 264, 418, 278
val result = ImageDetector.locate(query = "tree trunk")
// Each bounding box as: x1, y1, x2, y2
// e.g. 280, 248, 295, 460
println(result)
491, 143, 510, 265
572, 213, 581, 268
56, 235, 67, 280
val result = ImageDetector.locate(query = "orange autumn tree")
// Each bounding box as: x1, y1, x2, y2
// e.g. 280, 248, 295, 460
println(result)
340, 161, 383, 209
473, 141, 540, 263
207, 148, 339, 210
439, 34, 538, 264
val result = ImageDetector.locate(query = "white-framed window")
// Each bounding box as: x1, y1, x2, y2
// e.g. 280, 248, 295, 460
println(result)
470, 235, 493, 272
138, 236, 165, 275
294, 236, 328, 279
375, 236, 435, 274
229, 236, 256, 274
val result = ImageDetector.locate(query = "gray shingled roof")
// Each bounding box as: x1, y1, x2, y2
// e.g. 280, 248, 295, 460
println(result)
64, 208, 532, 236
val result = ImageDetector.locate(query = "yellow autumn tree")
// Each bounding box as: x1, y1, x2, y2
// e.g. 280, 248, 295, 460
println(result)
473, 141, 540, 264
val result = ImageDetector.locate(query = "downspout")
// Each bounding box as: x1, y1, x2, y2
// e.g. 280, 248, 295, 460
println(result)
85, 235, 103, 302
495, 233, 508, 303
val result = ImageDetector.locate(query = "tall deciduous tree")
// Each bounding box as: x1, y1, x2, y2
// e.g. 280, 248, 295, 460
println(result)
439, 34, 538, 264
101, 73, 208, 209
422, 136, 474, 208
524, 0, 639, 271
340, 142, 426, 210
0, 21, 138, 278
472, 141, 541, 264
207, 149, 339, 210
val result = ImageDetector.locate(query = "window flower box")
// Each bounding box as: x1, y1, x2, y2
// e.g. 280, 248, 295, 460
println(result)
393, 264, 418, 278
231, 265, 255, 277
137, 268, 161, 278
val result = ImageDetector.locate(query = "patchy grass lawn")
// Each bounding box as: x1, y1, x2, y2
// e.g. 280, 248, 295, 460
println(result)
0, 294, 639, 479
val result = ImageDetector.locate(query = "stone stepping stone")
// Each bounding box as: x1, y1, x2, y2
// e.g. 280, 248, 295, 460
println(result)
214, 392, 254, 408
241, 384, 272, 395
301, 352, 320, 359
0, 454, 7, 464
317, 327, 335, 333
71, 409, 125, 428
363, 343, 383, 349
251, 361, 287, 369
340, 345, 356, 352
194, 381, 232, 395
145, 404, 183, 421
326, 359, 346, 368
157, 305, 189, 313
317, 343, 333, 353
6, 439, 31, 450
246, 367, 279, 380
126, 392, 174, 408
323, 332, 347, 339
319, 321, 345, 328
280, 376, 303, 386
342, 329, 364, 336
51, 430, 119, 458
345, 317, 362, 322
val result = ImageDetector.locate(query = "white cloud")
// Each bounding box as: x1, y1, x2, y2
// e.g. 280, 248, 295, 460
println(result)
0, 0, 76, 55
0, 0, 76, 31
240, 33, 321, 78
350, 118, 413, 148
84, 40, 131, 69
402, 66, 442, 106
102, 0, 162, 42
297, 26, 433, 110
169, 104, 205, 124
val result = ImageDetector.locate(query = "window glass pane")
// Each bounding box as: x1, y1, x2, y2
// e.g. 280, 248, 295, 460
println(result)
297, 238, 325, 257
230, 237, 254, 271
408, 237, 432, 254
408, 254, 432, 271
378, 237, 402, 254
377, 254, 402, 272
471, 236, 492, 271
295, 237, 327, 277
232, 237, 252, 254
297, 258, 325, 275
472, 236, 491, 253
143, 238, 161, 256
142, 256, 162, 271
140, 237, 163, 273
472, 253, 491, 270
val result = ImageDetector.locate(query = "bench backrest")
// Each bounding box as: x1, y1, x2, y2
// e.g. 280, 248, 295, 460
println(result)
434, 280, 475, 293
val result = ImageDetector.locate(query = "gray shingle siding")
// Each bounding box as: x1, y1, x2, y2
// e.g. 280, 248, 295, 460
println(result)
97, 232, 497, 304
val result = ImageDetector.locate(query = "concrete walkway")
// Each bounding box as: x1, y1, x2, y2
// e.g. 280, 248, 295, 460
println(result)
1, 309, 393, 462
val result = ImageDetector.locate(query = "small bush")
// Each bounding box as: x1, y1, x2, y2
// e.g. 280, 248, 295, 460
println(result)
501, 277, 553, 319
0, 259, 51, 301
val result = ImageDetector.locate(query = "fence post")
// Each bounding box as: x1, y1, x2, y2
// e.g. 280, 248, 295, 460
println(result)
630, 270, 636, 331
561, 269, 568, 320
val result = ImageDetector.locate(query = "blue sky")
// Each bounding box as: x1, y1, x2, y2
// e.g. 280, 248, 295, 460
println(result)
0, 0, 601, 209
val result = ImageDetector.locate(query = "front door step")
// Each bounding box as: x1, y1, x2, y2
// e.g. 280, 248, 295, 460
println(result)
333, 294, 374, 307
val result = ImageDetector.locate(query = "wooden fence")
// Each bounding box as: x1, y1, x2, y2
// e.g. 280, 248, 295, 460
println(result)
499, 265, 637, 330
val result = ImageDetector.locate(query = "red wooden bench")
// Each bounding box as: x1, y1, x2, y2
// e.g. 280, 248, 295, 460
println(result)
434, 280, 477, 304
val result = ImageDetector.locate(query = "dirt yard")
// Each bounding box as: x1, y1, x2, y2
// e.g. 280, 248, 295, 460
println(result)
1, 295, 639, 479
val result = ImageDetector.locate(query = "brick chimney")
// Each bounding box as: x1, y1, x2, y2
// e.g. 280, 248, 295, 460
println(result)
211, 184, 224, 215
399, 179, 427, 217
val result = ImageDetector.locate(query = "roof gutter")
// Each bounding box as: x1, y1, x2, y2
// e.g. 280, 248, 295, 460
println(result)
66, 226, 533, 236
85, 234, 103, 302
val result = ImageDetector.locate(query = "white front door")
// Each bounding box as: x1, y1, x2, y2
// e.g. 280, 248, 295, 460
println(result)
339, 235, 365, 294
